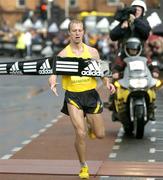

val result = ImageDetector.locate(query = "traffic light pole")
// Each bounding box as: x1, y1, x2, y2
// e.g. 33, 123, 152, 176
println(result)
65, 0, 69, 18
47, 0, 53, 20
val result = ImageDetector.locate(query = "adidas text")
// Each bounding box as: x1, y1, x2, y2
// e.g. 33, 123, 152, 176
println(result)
38, 69, 52, 74
10, 71, 23, 75
81, 70, 101, 76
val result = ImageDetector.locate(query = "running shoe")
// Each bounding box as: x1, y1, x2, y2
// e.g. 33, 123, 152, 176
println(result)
79, 166, 89, 179
87, 126, 96, 139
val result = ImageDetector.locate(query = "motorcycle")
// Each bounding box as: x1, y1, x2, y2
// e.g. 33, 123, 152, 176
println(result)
111, 56, 162, 139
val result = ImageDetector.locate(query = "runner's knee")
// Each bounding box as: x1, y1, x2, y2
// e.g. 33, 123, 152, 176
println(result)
77, 129, 87, 139
96, 131, 105, 139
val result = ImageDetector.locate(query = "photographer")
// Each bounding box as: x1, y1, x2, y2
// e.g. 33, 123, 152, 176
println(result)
110, 0, 151, 53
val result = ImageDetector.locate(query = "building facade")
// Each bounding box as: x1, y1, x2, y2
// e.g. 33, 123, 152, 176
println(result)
0, 0, 161, 27
0, 0, 40, 27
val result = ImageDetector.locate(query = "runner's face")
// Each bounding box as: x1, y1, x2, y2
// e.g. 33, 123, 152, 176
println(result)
69, 23, 84, 44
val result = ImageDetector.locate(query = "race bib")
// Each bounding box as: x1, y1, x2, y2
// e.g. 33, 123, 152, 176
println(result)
71, 76, 91, 84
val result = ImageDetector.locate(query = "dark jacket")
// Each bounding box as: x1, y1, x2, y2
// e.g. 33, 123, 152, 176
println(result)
110, 17, 151, 47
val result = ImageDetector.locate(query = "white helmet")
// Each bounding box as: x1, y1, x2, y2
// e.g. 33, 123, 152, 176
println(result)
131, 0, 147, 16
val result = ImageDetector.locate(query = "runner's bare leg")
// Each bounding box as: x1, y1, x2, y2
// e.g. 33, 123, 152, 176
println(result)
67, 103, 87, 164
86, 114, 105, 138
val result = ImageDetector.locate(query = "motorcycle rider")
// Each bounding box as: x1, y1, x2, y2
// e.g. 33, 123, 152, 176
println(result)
112, 38, 159, 80
110, 37, 159, 121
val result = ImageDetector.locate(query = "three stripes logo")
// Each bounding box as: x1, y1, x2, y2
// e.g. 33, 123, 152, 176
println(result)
0, 63, 7, 74
81, 61, 101, 76
56, 60, 79, 73
23, 61, 37, 73
10, 62, 23, 74
39, 59, 52, 74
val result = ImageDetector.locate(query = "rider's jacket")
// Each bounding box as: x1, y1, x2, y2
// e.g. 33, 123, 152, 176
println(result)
110, 17, 151, 50
61, 43, 97, 92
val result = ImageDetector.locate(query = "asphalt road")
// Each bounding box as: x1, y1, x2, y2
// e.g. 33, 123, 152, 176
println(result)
0, 70, 64, 158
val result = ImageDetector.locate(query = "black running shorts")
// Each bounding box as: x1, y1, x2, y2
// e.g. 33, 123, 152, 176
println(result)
61, 89, 103, 115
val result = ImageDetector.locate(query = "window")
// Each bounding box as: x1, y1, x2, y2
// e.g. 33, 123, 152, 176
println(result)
16, 0, 26, 8
106, 0, 120, 5
69, 0, 77, 7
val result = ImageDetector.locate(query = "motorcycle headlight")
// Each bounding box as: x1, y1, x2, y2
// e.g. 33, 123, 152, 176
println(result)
129, 78, 148, 88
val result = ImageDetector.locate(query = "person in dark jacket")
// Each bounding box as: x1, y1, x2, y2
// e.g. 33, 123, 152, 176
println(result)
110, 0, 151, 57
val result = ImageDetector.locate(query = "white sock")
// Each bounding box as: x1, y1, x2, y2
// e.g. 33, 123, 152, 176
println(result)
80, 162, 88, 167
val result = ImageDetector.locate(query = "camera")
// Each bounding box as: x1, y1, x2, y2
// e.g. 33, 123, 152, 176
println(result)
115, 6, 136, 22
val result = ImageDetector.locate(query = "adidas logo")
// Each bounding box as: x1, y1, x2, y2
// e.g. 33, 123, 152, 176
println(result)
39, 59, 52, 74
81, 61, 101, 76
10, 62, 23, 74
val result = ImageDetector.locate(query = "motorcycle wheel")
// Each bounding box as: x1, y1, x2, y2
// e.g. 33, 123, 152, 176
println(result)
123, 121, 133, 136
134, 105, 145, 139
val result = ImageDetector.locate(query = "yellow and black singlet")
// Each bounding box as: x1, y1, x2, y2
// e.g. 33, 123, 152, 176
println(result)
61, 43, 97, 92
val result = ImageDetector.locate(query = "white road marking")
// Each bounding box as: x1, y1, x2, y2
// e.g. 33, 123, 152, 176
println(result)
45, 123, 53, 128
39, 128, 46, 133
22, 140, 31, 145
151, 121, 156, 125
151, 128, 163, 132
150, 137, 156, 142
57, 114, 63, 119
112, 145, 120, 150
1, 154, 13, 159
115, 138, 122, 143
12, 147, 22, 152
150, 137, 163, 142
51, 118, 58, 123
149, 148, 163, 153
151, 129, 156, 132
149, 148, 155, 153
30, 134, 39, 138
109, 153, 117, 158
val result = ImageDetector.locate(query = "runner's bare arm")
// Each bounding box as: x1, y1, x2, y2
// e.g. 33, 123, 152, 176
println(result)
88, 46, 115, 94
48, 49, 67, 96
88, 46, 100, 60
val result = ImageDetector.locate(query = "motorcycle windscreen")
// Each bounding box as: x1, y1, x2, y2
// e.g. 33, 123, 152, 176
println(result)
128, 60, 147, 78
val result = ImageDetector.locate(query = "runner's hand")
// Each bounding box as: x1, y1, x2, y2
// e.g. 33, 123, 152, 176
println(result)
48, 75, 58, 96
50, 84, 58, 96
107, 83, 116, 95
101, 77, 116, 94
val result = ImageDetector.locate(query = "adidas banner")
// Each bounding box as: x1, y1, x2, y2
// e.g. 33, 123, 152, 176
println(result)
0, 57, 53, 75
54, 57, 111, 77
0, 56, 111, 77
